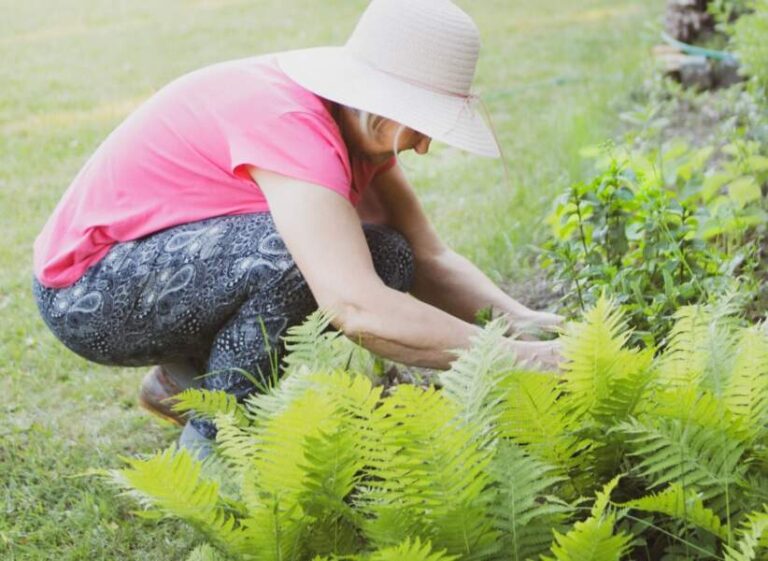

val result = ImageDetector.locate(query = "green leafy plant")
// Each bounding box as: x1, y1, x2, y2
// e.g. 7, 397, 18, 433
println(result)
729, 0, 768, 87
541, 137, 766, 347
107, 300, 768, 560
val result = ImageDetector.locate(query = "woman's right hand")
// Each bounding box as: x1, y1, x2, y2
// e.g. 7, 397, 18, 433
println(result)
506, 338, 564, 373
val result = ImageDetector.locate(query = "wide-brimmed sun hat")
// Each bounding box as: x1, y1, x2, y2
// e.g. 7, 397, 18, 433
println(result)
275, 0, 501, 158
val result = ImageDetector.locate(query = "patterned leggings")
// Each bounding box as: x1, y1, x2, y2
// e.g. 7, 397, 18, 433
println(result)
32, 213, 414, 437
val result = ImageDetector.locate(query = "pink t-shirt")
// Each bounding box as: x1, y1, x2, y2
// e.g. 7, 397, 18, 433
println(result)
33, 54, 396, 288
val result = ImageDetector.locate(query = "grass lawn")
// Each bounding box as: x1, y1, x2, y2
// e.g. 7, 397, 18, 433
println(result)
0, 0, 661, 558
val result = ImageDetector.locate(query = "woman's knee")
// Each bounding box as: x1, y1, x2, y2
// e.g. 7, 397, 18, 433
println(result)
362, 224, 414, 292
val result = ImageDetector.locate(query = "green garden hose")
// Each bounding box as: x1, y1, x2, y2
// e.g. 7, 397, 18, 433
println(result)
660, 31, 739, 63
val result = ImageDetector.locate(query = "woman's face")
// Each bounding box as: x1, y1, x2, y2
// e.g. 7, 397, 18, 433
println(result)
336, 106, 432, 163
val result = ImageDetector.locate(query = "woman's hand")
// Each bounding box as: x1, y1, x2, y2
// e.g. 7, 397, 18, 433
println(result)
506, 338, 564, 372
502, 309, 565, 341
527, 310, 565, 332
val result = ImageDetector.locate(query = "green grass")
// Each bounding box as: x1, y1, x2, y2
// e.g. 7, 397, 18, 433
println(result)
0, 0, 661, 558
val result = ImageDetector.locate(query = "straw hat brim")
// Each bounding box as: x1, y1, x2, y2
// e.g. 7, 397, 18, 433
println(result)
276, 47, 500, 158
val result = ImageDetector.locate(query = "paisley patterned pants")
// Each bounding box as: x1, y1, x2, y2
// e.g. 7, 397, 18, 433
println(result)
33, 213, 414, 437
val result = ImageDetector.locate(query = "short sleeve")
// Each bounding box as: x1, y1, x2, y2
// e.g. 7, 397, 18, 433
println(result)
225, 111, 353, 202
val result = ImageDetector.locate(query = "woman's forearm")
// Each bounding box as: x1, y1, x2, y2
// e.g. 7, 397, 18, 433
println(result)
410, 249, 539, 327
334, 283, 561, 370
335, 285, 483, 369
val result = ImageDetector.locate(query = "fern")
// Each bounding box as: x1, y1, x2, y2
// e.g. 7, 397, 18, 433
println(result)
185, 543, 230, 561
297, 373, 382, 557
724, 327, 768, 442
112, 447, 246, 553
497, 371, 590, 476
657, 305, 739, 395
172, 388, 248, 425
360, 384, 496, 559
487, 441, 570, 561
542, 476, 633, 561
281, 309, 370, 376
616, 413, 748, 515
367, 537, 458, 561
242, 371, 381, 559
724, 507, 768, 561
210, 414, 260, 477
108, 302, 768, 560
439, 319, 518, 443
614, 482, 727, 539
559, 297, 650, 421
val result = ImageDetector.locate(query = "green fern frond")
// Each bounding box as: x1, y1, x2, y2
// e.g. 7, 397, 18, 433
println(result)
298, 428, 365, 556
297, 372, 382, 557
360, 384, 496, 558
439, 319, 519, 440
615, 482, 727, 539
367, 537, 458, 561
498, 371, 590, 473
617, 415, 748, 507
237, 494, 307, 561
559, 297, 645, 420
212, 413, 260, 476
724, 327, 768, 441
657, 305, 739, 395
724, 507, 768, 561
282, 310, 367, 375
172, 388, 247, 425
590, 348, 655, 424
250, 389, 342, 501
651, 387, 750, 441
488, 441, 571, 561
243, 363, 318, 426
111, 447, 245, 553
185, 543, 229, 561
542, 476, 632, 561
242, 371, 380, 559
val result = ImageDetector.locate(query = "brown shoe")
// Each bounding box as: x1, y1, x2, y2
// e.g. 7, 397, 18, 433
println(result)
138, 365, 187, 426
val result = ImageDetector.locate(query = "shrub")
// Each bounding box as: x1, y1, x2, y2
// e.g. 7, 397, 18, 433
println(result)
729, 0, 768, 86
541, 137, 767, 347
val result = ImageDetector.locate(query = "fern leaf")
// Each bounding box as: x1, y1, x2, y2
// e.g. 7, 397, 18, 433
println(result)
360, 384, 496, 559
238, 494, 307, 561
542, 476, 632, 561
559, 297, 641, 420
172, 388, 248, 425
185, 543, 229, 561
240, 371, 380, 560
488, 441, 571, 561
724, 327, 768, 441
297, 372, 382, 557
299, 428, 365, 556
212, 413, 260, 476
498, 371, 591, 473
111, 447, 245, 553
243, 363, 318, 425
367, 537, 458, 561
657, 305, 739, 395
282, 310, 365, 375
439, 319, 518, 442
724, 507, 768, 561
615, 482, 727, 539
616, 415, 748, 511
590, 348, 655, 424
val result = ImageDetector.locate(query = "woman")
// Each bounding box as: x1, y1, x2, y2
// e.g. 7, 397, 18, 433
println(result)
32, 0, 563, 450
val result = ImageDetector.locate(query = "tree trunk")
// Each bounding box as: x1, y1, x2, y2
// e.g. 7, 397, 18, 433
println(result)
665, 0, 715, 43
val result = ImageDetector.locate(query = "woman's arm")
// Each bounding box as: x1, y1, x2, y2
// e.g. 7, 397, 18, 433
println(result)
249, 167, 560, 370
367, 164, 563, 334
